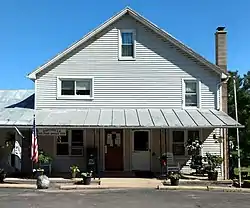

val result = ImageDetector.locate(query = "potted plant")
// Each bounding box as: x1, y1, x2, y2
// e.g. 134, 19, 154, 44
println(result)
38, 150, 52, 175
0, 168, 6, 183
168, 171, 181, 186
204, 152, 223, 181
33, 168, 44, 178
159, 153, 168, 166
70, 165, 80, 178
81, 171, 92, 185
186, 137, 204, 174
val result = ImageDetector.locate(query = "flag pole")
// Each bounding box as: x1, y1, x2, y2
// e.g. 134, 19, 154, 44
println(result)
31, 113, 38, 177
233, 76, 241, 188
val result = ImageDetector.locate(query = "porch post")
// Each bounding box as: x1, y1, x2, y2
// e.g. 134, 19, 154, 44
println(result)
94, 129, 96, 148
165, 129, 167, 152
98, 129, 101, 184
160, 129, 162, 175
160, 129, 162, 156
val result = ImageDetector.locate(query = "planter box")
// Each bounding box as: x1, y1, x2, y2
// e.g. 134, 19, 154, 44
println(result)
40, 164, 52, 176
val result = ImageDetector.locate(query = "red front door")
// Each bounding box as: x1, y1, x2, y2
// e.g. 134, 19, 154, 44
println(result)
104, 129, 123, 171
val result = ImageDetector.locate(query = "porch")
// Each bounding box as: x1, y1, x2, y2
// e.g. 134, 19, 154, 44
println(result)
0, 108, 243, 179
37, 128, 223, 177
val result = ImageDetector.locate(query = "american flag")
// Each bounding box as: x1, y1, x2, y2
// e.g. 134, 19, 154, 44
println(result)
31, 114, 38, 163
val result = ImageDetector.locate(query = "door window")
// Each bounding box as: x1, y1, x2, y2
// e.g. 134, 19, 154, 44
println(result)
133, 131, 149, 151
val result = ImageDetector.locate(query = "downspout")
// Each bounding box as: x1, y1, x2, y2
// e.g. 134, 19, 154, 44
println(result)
216, 75, 229, 179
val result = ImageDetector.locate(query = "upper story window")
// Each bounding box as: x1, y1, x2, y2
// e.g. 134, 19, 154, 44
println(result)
119, 29, 136, 60
182, 79, 200, 108
57, 76, 94, 100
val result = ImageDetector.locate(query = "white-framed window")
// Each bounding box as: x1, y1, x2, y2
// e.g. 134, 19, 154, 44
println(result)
56, 130, 84, 156
182, 79, 200, 108
172, 131, 185, 156
172, 130, 200, 156
57, 76, 94, 99
119, 29, 136, 60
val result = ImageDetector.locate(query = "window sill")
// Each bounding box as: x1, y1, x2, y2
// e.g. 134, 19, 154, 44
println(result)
182, 106, 200, 110
118, 57, 136, 61
57, 95, 94, 100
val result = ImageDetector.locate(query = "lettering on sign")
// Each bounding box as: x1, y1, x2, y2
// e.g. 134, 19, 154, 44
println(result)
38, 129, 66, 136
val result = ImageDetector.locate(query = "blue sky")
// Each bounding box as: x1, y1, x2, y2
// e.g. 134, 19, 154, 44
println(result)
0, 0, 248, 89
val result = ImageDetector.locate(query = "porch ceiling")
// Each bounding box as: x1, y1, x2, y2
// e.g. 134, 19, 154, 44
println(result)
0, 108, 243, 129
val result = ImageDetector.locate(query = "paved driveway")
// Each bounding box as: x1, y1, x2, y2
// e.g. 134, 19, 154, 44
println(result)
0, 188, 249, 208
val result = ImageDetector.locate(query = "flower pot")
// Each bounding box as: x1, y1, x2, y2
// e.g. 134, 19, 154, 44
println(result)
208, 171, 218, 181
72, 172, 77, 178
35, 170, 44, 179
170, 178, 179, 186
83, 176, 91, 185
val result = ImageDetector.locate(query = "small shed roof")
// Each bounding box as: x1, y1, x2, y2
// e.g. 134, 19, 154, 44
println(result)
0, 90, 34, 109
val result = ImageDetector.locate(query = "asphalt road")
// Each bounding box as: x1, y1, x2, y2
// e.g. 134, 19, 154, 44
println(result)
0, 188, 249, 208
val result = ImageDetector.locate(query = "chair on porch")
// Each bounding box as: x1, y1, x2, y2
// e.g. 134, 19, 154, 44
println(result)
166, 152, 180, 173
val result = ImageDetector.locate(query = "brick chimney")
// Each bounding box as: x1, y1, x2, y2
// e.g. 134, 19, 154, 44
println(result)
215, 26, 227, 70
215, 26, 227, 113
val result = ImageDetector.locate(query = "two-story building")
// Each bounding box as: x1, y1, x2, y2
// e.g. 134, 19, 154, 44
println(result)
0, 7, 243, 179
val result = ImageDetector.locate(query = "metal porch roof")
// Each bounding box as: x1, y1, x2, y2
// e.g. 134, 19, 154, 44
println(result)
0, 108, 243, 129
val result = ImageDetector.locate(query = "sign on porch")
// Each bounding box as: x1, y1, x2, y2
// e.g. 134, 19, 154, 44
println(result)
38, 129, 66, 136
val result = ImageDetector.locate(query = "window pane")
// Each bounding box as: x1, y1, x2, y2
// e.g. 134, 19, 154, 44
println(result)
173, 144, 185, 155
57, 144, 69, 155
185, 94, 197, 106
72, 130, 83, 146
121, 32, 134, 57
76, 80, 91, 95
71, 147, 83, 156
122, 32, 133, 44
173, 131, 185, 155
122, 45, 133, 57
188, 131, 199, 141
57, 135, 68, 143
173, 131, 184, 142
185, 82, 197, 93
134, 131, 149, 151
61, 80, 74, 95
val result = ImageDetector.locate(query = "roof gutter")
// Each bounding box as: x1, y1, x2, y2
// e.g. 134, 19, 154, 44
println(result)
0, 125, 244, 129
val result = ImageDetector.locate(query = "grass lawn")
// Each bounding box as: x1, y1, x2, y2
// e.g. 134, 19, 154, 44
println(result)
234, 167, 250, 175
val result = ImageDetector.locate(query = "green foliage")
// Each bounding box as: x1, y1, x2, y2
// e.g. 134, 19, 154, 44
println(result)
159, 153, 168, 161
81, 171, 92, 178
186, 137, 203, 172
228, 71, 250, 168
0, 132, 16, 161
70, 165, 80, 173
204, 152, 223, 172
234, 167, 250, 175
168, 171, 181, 180
38, 150, 53, 164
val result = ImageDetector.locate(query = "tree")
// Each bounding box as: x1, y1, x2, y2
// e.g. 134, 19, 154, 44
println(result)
228, 71, 250, 169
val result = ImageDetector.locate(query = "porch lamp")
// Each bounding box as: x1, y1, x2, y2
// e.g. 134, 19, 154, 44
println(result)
233, 75, 242, 188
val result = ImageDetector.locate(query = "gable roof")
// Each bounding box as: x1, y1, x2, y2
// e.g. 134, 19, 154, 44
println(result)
27, 7, 227, 80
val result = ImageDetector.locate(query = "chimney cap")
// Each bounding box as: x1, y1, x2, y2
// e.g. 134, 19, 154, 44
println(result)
217, 26, 226, 31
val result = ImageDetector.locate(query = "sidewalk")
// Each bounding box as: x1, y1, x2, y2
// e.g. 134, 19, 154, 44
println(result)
157, 185, 250, 193
2, 177, 249, 193
59, 178, 161, 189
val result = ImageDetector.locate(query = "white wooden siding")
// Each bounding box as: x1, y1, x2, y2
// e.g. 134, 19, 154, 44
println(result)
36, 15, 220, 109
